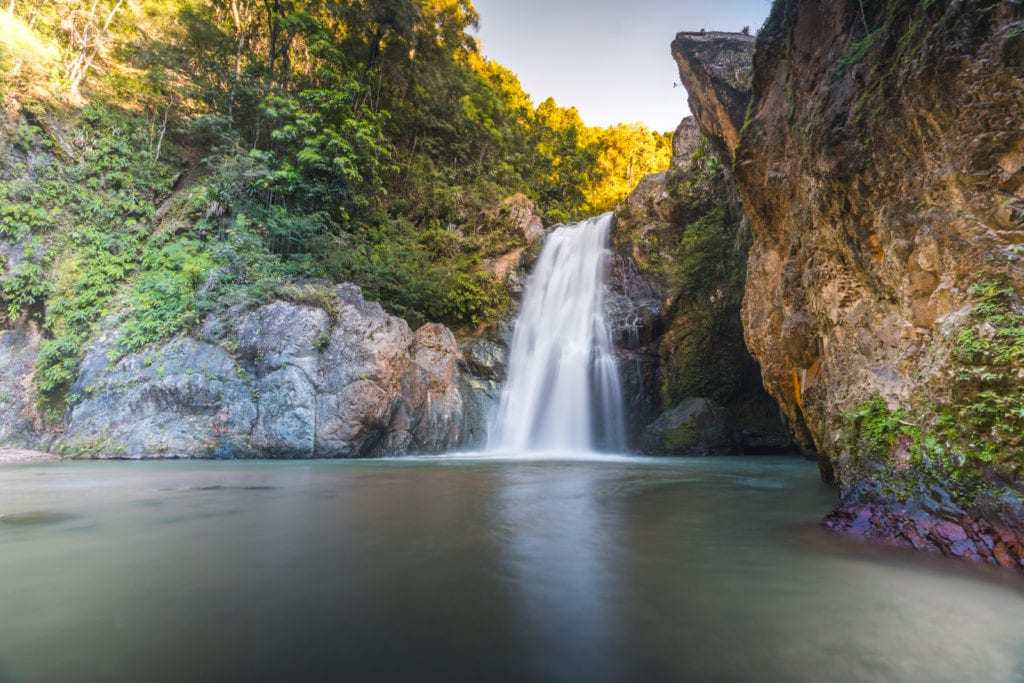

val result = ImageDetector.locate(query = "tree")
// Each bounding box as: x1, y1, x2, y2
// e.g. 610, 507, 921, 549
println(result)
61, 0, 128, 98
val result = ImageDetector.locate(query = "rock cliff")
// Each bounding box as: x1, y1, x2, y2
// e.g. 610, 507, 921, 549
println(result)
611, 113, 792, 455
1, 283, 494, 458
674, 2, 1024, 568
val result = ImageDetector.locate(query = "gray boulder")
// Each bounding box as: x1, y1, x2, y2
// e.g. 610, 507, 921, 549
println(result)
58, 283, 491, 459
0, 321, 44, 444
64, 337, 257, 457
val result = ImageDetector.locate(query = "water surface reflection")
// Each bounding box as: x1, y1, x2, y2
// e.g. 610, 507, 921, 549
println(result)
493, 464, 625, 680
0, 457, 1022, 682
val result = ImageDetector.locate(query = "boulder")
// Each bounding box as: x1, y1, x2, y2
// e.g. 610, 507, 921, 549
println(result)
641, 398, 731, 456
58, 283, 486, 458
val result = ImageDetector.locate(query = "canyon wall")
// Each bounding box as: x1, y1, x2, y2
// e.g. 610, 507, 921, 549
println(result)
611, 111, 792, 456
674, 2, 1024, 567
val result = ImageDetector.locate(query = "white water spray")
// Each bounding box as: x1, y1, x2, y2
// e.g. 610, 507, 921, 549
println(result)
488, 213, 626, 453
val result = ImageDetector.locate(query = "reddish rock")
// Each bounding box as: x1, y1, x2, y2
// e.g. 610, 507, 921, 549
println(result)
824, 505, 1024, 572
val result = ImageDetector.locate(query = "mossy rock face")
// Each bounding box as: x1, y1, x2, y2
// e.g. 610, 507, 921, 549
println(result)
613, 116, 790, 453
641, 398, 732, 456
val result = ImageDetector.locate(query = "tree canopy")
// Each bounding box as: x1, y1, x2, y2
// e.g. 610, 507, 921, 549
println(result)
0, 0, 674, 413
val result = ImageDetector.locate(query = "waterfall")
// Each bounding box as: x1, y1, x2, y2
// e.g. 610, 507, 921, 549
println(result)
488, 213, 626, 453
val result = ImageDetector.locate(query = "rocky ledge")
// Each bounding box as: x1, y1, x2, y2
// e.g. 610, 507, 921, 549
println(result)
674, 2, 1024, 569
0, 282, 499, 458
0, 448, 58, 463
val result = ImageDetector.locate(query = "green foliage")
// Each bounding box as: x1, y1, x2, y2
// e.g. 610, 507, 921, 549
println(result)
654, 135, 751, 407
156, 0, 669, 325
675, 208, 730, 296
277, 282, 340, 321
1, 240, 53, 319
0, 0, 674, 420
844, 396, 910, 462
954, 280, 1024, 366
837, 27, 885, 73
117, 238, 214, 356
257, 85, 393, 238
943, 278, 1024, 476
842, 278, 1024, 510
443, 266, 511, 327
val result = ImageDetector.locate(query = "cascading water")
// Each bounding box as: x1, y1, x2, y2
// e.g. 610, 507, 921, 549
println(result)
488, 213, 626, 453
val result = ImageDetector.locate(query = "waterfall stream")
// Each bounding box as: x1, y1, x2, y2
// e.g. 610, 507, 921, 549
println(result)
488, 213, 626, 453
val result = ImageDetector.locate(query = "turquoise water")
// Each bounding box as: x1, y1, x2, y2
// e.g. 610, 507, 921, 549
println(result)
1, 455, 1022, 682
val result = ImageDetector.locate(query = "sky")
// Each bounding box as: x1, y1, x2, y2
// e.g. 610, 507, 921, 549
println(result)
470, 0, 773, 132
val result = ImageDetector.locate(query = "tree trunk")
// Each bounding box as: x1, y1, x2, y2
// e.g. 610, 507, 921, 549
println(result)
154, 105, 169, 163
65, 0, 126, 97
230, 0, 252, 77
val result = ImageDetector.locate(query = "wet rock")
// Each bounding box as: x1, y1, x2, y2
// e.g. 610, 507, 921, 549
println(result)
459, 338, 507, 382
641, 398, 731, 456
824, 503, 1024, 572
455, 337, 506, 450
612, 112, 792, 455
457, 372, 499, 451
605, 252, 662, 446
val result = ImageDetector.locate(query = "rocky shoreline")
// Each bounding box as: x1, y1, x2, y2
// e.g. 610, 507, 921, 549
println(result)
0, 448, 59, 463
